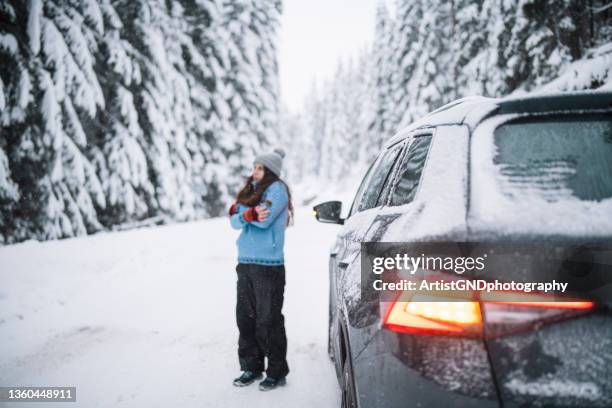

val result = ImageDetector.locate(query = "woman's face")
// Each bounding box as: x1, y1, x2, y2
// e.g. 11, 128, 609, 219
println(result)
252, 163, 265, 182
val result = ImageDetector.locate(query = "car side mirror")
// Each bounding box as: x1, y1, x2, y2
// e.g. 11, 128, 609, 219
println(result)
313, 201, 344, 225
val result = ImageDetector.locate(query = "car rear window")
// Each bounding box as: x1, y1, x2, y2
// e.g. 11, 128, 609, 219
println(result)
493, 115, 612, 202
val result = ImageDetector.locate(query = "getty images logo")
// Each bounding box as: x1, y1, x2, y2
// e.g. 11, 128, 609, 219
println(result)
372, 253, 488, 275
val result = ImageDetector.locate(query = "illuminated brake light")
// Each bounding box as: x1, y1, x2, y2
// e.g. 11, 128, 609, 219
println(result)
406, 296, 481, 324
487, 300, 594, 309
383, 283, 595, 338
479, 291, 594, 310
384, 294, 482, 336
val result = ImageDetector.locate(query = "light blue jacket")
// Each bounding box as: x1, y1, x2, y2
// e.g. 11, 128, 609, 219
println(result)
230, 180, 288, 265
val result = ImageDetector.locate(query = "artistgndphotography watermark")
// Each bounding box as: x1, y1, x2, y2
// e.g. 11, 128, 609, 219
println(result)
361, 242, 612, 303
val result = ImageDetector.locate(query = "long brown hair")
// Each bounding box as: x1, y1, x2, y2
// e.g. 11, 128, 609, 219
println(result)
236, 167, 294, 226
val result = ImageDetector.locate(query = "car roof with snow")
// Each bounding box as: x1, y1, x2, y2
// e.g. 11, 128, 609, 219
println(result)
384, 91, 612, 148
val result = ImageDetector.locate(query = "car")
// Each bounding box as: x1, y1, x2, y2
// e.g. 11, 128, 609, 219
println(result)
313, 92, 612, 408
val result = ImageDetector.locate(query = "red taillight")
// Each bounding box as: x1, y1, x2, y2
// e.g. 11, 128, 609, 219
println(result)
480, 290, 594, 309
383, 281, 595, 338
384, 293, 483, 336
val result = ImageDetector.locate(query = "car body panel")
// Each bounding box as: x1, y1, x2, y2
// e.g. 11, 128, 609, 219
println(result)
352, 329, 499, 408
486, 313, 612, 407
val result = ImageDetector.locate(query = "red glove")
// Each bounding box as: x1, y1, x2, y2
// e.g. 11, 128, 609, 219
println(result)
228, 202, 238, 216
242, 207, 259, 222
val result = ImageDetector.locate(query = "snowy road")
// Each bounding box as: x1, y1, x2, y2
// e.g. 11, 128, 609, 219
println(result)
0, 207, 342, 407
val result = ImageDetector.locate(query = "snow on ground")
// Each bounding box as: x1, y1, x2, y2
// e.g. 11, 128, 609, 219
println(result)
0, 205, 346, 408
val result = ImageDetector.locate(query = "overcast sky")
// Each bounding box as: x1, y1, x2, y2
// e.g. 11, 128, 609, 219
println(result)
278, 0, 379, 112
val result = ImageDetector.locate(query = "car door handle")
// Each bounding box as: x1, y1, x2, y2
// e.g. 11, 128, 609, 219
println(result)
338, 251, 359, 268
338, 254, 355, 269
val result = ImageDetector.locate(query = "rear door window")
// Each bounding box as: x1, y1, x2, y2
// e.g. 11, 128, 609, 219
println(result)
358, 142, 404, 212
389, 134, 433, 206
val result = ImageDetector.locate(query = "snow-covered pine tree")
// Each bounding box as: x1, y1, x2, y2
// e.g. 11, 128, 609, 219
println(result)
0, 2, 25, 244
223, 0, 282, 194
336, 57, 365, 186
352, 47, 376, 166
293, 55, 375, 191
449, 0, 493, 96
1, 0, 107, 242
293, 0, 612, 194
112, 0, 201, 222
404, 0, 456, 124
499, 0, 612, 93
299, 80, 326, 183
457, 0, 506, 97
392, 0, 422, 128
367, 2, 396, 161
169, 0, 234, 216
93, 0, 153, 226
0, 0, 284, 244
277, 105, 303, 184
317, 68, 340, 184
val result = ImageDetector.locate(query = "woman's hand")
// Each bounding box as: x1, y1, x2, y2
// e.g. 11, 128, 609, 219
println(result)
254, 205, 270, 221
242, 205, 269, 222
228, 202, 238, 216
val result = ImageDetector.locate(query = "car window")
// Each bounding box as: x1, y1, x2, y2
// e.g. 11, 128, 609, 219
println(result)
389, 134, 433, 206
348, 160, 376, 217
376, 139, 411, 207
358, 143, 404, 212
493, 115, 612, 202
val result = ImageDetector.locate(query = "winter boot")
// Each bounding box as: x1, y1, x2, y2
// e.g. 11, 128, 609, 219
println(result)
258, 376, 287, 391
233, 371, 263, 387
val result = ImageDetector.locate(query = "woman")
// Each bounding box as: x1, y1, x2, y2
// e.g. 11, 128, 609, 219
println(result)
228, 148, 293, 391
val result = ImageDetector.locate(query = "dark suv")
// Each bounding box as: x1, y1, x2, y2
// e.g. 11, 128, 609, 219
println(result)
314, 92, 612, 407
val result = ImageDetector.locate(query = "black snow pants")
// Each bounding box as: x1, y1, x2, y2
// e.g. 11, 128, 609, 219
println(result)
236, 263, 289, 379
